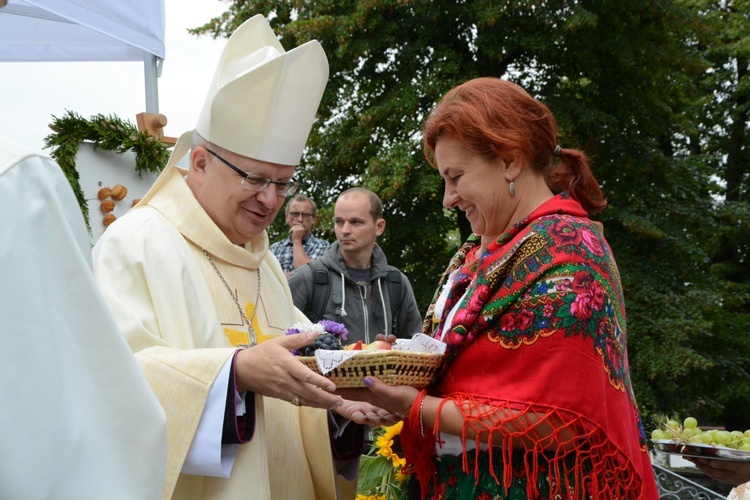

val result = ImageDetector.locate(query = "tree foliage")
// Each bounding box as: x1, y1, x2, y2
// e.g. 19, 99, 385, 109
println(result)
191, 0, 750, 427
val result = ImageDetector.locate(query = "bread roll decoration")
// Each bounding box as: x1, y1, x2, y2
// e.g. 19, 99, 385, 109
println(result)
97, 183, 132, 227
111, 184, 128, 201
100, 200, 115, 213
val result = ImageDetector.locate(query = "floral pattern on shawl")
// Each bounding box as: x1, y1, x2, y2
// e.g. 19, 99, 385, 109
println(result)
427, 197, 636, 413
409, 193, 656, 500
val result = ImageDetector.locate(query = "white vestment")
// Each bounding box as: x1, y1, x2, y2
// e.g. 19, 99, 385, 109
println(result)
0, 134, 167, 499
92, 161, 344, 499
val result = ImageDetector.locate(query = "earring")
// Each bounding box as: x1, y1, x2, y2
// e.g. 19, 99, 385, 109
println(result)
509, 180, 516, 197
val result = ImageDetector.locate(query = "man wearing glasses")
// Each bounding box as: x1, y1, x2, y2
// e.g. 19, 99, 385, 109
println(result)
270, 193, 330, 276
92, 15, 394, 500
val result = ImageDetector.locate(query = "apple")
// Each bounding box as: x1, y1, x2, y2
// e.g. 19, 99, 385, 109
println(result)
344, 340, 363, 351
364, 340, 392, 350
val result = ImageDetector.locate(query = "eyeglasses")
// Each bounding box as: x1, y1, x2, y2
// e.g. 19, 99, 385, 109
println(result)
289, 211, 314, 219
205, 148, 299, 197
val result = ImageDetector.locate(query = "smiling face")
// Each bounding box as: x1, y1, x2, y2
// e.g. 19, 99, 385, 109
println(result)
187, 146, 294, 245
435, 136, 513, 240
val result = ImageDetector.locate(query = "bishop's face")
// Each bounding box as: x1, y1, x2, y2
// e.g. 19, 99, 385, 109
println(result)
189, 146, 295, 245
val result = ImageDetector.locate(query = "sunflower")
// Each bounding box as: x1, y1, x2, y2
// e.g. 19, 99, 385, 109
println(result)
357, 421, 410, 499
375, 421, 406, 470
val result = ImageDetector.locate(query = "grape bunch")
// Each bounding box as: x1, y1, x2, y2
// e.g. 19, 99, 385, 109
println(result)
651, 416, 750, 451
300, 332, 343, 357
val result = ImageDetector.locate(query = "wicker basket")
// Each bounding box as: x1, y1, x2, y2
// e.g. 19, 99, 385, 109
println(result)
299, 349, 443, 388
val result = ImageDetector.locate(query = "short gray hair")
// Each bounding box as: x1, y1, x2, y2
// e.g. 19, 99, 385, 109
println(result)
285, 193, 317, 216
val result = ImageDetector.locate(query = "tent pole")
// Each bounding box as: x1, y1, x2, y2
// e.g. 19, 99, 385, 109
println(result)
143, 53, 159, 113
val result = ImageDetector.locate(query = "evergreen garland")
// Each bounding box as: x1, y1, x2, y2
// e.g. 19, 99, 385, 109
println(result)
44, 111, 171, 232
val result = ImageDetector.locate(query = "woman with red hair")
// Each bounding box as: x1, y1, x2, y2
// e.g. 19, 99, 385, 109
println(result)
347, 78, 659, 499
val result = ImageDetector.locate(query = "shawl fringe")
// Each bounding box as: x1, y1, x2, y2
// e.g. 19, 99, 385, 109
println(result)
403, 392, 643, 499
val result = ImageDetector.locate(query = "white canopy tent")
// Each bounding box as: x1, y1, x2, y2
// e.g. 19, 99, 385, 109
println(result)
0, 0, 166, 112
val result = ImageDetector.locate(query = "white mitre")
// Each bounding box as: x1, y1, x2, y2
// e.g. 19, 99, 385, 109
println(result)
195, 14, 329, 166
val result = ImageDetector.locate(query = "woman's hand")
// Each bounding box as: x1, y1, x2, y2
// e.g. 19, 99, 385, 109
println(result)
337, 376, 420, 417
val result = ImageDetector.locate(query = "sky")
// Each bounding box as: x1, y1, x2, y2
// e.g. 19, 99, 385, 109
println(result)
0, 0, 229, 154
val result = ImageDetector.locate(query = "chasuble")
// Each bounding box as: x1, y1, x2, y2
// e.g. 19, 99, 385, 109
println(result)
93, 163, 342, 499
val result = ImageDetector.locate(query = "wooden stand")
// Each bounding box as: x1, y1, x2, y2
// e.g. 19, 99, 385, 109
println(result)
136, 112, 177, 146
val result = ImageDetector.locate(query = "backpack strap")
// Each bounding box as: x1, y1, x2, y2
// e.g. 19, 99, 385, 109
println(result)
307, 259, 330, 323
330, 270, 344, 316
386, 266, 403, 335
307, 261, 403, 332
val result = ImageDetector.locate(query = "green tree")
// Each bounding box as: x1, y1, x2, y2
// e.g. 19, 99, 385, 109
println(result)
672, 0, 750, 428
191, 0, 750, 426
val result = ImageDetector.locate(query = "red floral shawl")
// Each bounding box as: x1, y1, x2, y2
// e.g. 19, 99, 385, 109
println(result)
403, 194, 658, 499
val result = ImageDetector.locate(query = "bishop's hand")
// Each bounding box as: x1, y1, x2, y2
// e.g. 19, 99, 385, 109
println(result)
235, 331, 343, 411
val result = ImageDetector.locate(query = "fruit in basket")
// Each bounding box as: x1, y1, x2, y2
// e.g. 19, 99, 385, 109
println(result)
344, 340, 363, 351
299, 332, 342, 357
286, 320, 349, 356
375, 333, 398, 345
364, 340, 392, 350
